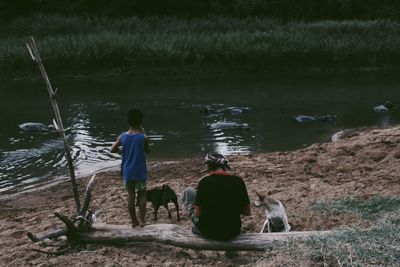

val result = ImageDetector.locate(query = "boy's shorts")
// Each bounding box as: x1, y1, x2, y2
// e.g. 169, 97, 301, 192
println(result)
124, 180, 146, 191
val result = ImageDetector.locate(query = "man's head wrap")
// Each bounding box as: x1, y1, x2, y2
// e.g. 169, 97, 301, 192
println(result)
204, 153, 231, 171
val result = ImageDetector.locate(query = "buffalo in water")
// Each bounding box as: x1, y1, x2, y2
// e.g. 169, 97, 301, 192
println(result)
19, 122, 55, 132
293, 114, 336, 124
210, 121, 249, 130
219, 106, 250, 115
188, 104, 250, 116
373, 101, 394, 113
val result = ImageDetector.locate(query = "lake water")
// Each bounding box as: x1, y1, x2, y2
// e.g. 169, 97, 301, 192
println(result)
1, 71, 399, 194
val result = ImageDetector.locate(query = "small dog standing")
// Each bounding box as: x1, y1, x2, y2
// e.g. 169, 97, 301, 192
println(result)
254, 192, 291, 233
139, 184, 181, 221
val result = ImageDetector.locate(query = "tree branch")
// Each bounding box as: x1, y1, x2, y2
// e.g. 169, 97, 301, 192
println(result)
79, 174, 96, 217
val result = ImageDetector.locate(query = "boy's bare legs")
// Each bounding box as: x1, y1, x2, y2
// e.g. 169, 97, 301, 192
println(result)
127, 187, 140, 227
137, 189, 147, 227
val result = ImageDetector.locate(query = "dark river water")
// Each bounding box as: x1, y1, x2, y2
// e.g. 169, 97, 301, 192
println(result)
1, 71, 399, 194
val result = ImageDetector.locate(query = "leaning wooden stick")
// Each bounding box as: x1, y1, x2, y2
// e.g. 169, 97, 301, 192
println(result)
26, 36, 81, 214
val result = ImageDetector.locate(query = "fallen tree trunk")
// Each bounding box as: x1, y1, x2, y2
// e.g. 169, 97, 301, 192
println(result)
28, 223, 332, 251
74, 223, 332, 251
27, 228, 68, 243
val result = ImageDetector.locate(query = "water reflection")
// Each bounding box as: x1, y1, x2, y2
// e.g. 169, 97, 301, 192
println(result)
66, 103, 121, 175
377, 114, 392, 127
0, 138, 65, 192
209, 128, 252, 155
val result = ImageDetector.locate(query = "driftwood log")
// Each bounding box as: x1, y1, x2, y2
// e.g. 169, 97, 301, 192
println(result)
28, 223, 331, 251
77, 224, 332, 251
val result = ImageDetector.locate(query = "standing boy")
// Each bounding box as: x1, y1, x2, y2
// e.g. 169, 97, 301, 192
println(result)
111, 108, 150, 227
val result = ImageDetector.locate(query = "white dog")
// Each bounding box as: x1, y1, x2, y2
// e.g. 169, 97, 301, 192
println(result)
254, 192, 291, 233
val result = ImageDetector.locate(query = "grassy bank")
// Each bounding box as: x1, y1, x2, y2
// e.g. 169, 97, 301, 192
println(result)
256, 197, 400, 266
2, 16, 400, 79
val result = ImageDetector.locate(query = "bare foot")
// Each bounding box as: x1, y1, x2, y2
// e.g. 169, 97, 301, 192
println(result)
131, 220, 140, 228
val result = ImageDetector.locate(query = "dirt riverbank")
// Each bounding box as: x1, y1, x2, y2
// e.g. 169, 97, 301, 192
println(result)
0, 126, 399, 266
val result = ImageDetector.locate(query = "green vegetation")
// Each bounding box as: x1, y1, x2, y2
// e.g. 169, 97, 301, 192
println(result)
256, 199, 400, 266
312, 196, 400, 219
2, 0, 400, 21
2, 16, 400, 79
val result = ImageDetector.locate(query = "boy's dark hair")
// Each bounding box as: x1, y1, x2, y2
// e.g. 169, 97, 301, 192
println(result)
126, 108, 143, 128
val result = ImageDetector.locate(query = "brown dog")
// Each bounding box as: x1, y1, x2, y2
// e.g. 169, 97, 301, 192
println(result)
140, 184, 181, 221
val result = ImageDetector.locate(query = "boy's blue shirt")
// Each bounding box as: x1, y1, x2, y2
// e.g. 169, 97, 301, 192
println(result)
120, 132, 147, 181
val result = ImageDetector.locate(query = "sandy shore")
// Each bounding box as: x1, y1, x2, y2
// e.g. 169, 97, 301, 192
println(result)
1, 126, 399, 266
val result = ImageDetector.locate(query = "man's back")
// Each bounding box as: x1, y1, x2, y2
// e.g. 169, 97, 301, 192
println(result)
195, 173, 250, 240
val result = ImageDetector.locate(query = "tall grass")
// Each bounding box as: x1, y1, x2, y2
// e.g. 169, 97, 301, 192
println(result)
2, 16, 400, 79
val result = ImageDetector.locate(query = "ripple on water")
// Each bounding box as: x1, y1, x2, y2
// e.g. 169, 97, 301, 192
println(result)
0, 111, 123, 193
0, 139, 67, 192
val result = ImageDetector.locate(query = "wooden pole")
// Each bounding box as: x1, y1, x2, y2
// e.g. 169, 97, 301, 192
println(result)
26, 36, 81, 214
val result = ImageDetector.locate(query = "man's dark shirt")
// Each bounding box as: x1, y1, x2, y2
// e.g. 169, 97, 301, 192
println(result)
195, 173, 250, 241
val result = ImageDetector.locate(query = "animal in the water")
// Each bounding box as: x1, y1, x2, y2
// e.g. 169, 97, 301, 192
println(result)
315, 114, 336, 123
19, 122, 53, 132
331, 130, 346, 142
210, 121, 249, 130
189, 104, 250, 116
202, 106, 216, 115
218, 107, 250, 115
139, 184, 180, 221
190, 104, 216, 115
373, 101, 394, 113
293, 115, 316, 123
294, 114, 336, 123
331, 128, 366, 142
254, 192, 291, 233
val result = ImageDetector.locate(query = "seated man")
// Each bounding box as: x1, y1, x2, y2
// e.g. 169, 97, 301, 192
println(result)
182, 153, 251, 241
